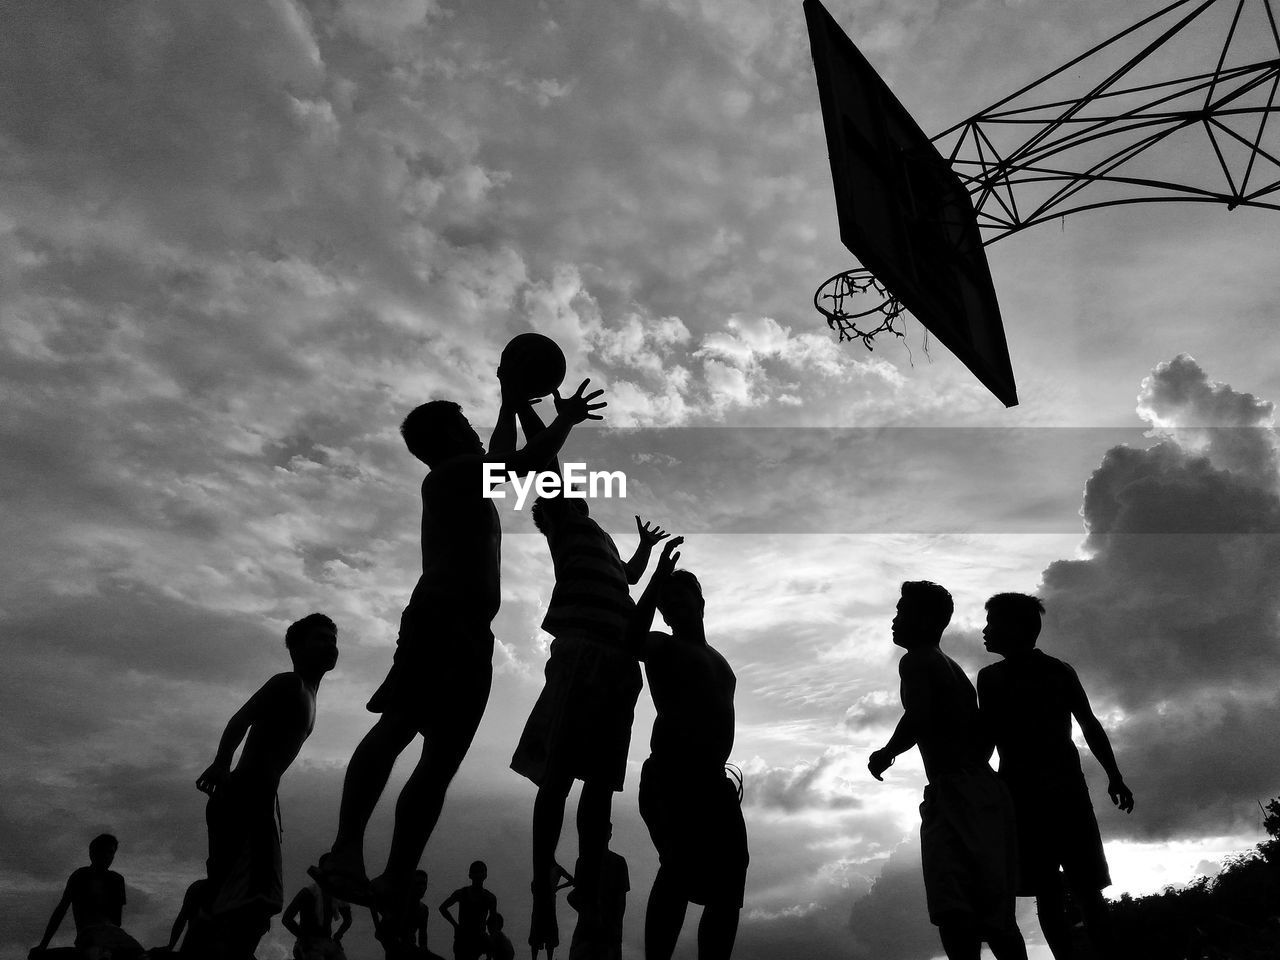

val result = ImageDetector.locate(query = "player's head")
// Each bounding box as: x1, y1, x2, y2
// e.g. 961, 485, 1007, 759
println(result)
89, 833, 118, 867
401, 400, 483, 466
983, 593, 1045, 656
468, 860, 487, 882
530, 495, 589, 535
411, 869, 429, 898
657, 569, 704, 631
893, 581, 953, 648
285, 612, 339, 673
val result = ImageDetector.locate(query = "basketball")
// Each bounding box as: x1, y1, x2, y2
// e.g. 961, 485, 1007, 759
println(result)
500, 333, 567, 399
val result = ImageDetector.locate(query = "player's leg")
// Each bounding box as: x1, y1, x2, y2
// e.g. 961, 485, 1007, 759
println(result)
382, 661, 492, 881
986, 927, 1029, 960
328, 712, 419, 880
697, 904, 740, 960
1034, 873, 1072, 959
530, 773, 573, 952
533, 775, 574, 888
1070, 876, 1116, 960
936, 923, 982, 960
644, 867, 687, 960
571, 780, 612, 911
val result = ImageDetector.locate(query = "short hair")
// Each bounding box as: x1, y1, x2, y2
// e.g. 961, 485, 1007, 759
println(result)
661, 569, 703, 601
89, 834, 118, 858
469, 860, 487, 879
985, 593, 1045, 645
401, 400, 464, 465
900, 580, 953, 633
285, 613, 336, 650
530, 496, 588, 535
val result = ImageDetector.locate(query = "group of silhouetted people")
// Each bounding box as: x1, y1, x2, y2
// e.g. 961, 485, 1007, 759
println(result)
33, 367, 749, 960
869, 582, 1133, 960
31, 362, 1136, 960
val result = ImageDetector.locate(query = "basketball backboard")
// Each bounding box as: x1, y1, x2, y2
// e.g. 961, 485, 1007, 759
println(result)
804, 0, 1019, 407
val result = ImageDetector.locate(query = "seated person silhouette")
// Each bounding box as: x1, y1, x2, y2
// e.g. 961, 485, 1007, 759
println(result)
439, 861, 498, 960
371, 870, 446, 960
311, 376, 605, 913
30, 833, 144, 960
977, 592, 1134, 960
282, 881, 352, 959
868, 581, 1027, 960
509, 397, 665, 953
567, 830, 628, 960
196, 612, 340, 958
161, 878, 208, 955
484, 913, 515, 960
627, 538, 748, 960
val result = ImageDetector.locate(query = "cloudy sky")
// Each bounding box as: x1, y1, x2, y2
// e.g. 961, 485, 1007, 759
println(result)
4, 0, 1280, 957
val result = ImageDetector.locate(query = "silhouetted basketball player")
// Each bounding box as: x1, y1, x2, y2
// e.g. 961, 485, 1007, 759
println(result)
282, 881, 352, 959
165, 878, 208, 954
311, 375, 604, 911
629, 538, 748, 960
486, 913, 515, 960
867, 582, 1026, 960
567, 828, 628, 960
509, 391, 664, 954
197, 613, 340, 957
439, 861, 497, 960
31, 834, 144, 960
373, 870, 446, 960
978, 593, 1134, 960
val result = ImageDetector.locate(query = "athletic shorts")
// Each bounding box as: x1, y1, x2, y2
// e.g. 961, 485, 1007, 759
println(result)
366, 607, 494, 733
1005, 774, 1111, 895
919, 769, 1019, 936
639, 757, 748, 908
510, 634, 642, 791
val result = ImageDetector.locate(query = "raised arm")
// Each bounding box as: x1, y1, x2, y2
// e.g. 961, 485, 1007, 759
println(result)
487, 381, 520, 460
513, 392, 558, 475
500, 380, 605, 477
1067, 669, 1134, 813
626, 537, 683, 658
32, 884, 72, 955
625, 516, 669, 585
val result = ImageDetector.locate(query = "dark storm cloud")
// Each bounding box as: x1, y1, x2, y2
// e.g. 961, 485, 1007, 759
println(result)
846, 843, 940, 960
1030, 356, 1280, 839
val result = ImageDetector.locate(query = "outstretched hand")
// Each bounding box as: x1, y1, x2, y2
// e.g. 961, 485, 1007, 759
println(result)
1108, 778, 1134, 814
654, 536, 684, 579
635, 516, 669, 548
553, 379, 606, 424
867, 749, 894, 782
196, 761, 229, 796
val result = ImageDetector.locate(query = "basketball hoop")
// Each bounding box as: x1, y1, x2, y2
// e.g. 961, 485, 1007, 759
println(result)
812, 268, 906, 351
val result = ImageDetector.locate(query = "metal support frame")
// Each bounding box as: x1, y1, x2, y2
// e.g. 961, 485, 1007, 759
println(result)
818, 0, 1280, 345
